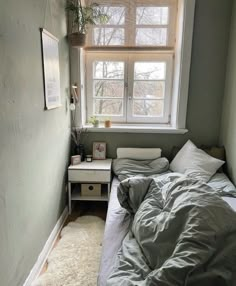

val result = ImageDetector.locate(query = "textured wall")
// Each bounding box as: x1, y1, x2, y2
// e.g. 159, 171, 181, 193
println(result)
82, 0, 232, 158
220, 0, 236, 184
0, 1, 70, 285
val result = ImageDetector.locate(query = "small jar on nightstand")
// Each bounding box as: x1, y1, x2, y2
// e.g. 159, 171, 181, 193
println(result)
86, 155, 93, 162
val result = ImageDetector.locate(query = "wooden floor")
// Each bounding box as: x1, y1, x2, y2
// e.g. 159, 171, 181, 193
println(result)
40, 201, 108, 275
66, 201, 108, 224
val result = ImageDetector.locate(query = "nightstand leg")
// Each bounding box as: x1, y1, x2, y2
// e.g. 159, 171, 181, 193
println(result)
107, 183, 110, 201
68, 182, 72, 215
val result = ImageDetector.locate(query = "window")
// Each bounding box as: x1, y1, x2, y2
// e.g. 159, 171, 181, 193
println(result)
82, 0, 195, 129
86, 53, 173, 123
86, 0, 177, 47
87, 55, 125, 122
92, 6, 126, 46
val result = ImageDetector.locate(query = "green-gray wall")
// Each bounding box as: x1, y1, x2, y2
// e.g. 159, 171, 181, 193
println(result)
220, 0, 236, 184
0, 1, 70, 285
82, 0, 233, 158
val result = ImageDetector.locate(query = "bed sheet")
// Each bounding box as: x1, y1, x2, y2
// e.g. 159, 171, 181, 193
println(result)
208, 172, 236, 211
222, 196, 236, 211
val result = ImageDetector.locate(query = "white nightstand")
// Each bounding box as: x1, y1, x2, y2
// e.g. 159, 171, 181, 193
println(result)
68, 159, 112, 214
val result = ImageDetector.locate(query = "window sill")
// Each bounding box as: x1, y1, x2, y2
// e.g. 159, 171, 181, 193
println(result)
83, 124, 188, 134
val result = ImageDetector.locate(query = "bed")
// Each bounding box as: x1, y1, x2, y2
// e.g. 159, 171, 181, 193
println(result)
98, 142, 236, 286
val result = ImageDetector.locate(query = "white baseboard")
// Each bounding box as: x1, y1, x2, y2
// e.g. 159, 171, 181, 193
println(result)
23, 207, 69, 286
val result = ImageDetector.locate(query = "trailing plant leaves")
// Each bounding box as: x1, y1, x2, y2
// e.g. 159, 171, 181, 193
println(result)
66, 0, 110, 34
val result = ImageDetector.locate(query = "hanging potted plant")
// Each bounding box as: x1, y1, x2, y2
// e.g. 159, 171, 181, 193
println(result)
66, 0, 109, 47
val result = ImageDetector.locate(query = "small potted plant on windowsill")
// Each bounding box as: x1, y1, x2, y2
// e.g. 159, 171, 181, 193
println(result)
66, 0, 109, 47
88, 116, 99, 127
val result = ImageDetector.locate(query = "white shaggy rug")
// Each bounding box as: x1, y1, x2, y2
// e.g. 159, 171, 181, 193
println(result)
32, 216, 105, 286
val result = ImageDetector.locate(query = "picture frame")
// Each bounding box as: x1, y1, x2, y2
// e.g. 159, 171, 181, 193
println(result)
71, 155, 81, 165
93, 142, 106, 160
40, 28, 61, 110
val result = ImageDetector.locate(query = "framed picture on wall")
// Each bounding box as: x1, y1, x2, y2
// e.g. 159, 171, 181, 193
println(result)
40, 28, 61, 110
93, 142, 106, 160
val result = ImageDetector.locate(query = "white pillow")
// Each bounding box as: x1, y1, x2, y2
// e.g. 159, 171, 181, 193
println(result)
170, 140, 225, 182
117, 148, 162, 160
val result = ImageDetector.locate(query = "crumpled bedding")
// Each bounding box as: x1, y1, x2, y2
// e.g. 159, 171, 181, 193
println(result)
106, 171, 236, 286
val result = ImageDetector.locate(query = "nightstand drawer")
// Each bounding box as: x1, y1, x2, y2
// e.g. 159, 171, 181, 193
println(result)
81, 184, 101, 196
68, 169, 110, 182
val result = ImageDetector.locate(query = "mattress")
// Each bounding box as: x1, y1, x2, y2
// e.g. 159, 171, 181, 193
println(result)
98, 173, 236, 286
98, 177, 131, 286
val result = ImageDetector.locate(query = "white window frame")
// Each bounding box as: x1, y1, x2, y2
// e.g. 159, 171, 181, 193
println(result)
86, 53, 128, 123
171, 0, 195, 129
133, 1, 177, 47
76, 0, 195, 133
86, 0, 127, 46
86, 52, 173, 124
127, 53, 173, 124
86, 0, 177, 47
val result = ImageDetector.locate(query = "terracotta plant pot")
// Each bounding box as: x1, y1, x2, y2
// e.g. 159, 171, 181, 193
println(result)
104, 120, 111, 128
68, 33, 86, 47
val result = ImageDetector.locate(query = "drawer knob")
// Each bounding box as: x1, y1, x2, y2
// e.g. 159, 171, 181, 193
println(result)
88, 185, 94, 191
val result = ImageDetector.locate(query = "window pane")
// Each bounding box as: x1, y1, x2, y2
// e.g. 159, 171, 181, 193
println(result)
100, 6, 125, 25
94, 61, 124, 79
136, 7, 169, 25
133, 81, 165, 98
94, 80, 124, 98
94, 28, 125, 45
134, 62, 166, 80
136, 28, 167, 46
133, 100, 164, 116
95, 99, 123, 115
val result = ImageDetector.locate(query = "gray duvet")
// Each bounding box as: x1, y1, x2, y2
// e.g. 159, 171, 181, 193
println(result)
107, 170, 236, 285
